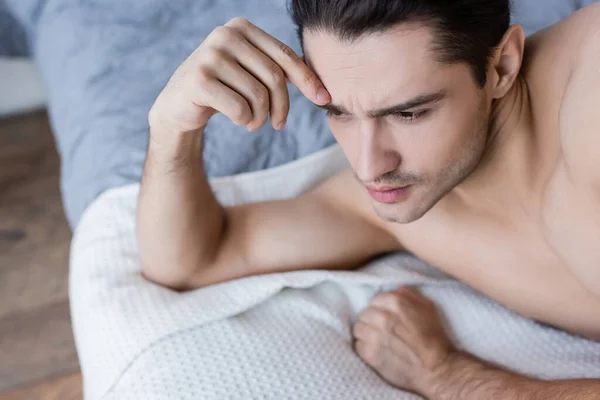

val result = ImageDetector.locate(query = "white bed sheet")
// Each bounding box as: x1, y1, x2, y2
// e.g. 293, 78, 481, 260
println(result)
70, 145, 600, 399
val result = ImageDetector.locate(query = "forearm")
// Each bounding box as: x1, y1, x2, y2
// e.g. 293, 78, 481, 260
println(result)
137, 129, 225, 289
424, 351, 600, 400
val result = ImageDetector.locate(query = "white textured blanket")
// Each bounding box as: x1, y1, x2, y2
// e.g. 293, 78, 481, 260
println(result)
70, 145, 600, 400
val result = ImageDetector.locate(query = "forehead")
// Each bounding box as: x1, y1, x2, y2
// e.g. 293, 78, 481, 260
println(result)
303, 24, 456, 108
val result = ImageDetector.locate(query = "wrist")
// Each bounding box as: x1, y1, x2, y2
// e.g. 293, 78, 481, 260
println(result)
148, 102, 208, 143
418, 351, 535, 400
148, 126, 204, 166
416, 350, 462, 399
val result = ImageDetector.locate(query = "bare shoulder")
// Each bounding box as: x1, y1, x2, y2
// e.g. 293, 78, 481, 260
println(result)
530, 4, 600, 299
524, 2, 600, 65
523, 3, 600, 186
555, 3, 600, 188
522, 3, 600, 110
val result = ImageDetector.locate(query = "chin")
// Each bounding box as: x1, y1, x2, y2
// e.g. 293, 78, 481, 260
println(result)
372, 201, 430, 224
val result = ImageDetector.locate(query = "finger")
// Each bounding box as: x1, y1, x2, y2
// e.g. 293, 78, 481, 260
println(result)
394, 286, 425, 301
222, 37, 290, 130
358, 307, 392, 332
211, 54, 270, 131
190, 73, 252, 127
354, 339, 383, 369
387, 299, 445, 346
370, 292, 404, 315
368, 293, 422, 342
390, 287, 431, 311
352, 321, 380, 342
226, 17, 331, 105
397, 287, 439, 313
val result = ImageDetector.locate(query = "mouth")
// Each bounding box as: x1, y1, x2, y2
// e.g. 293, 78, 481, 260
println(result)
366, 185, 413, 204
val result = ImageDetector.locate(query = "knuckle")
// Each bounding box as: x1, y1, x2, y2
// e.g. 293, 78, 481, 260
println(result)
374, 293, 402, 311
226, 17, 250, 29
378, 293, 398, 304
379, 313, 392, 329
268, 64, 286, 86
202, 47, 225, 65
394, 290, 413, 302
195, 67, 212, 84
358, 343, 380, 365
210, 25, 237, 43
279, 42, 300, 62
252, 85, 269, 105
231, 100, 251, 124
389, 300, 403, 314
371, 309, 390, 329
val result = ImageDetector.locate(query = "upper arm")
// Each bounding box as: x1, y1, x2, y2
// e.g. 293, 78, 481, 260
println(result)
558, 3, 600, 190
186, 170, 402, 289
555, 4, 600, 298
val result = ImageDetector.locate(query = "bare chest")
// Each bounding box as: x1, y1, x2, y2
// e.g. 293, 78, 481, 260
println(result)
396, 171, 600, 338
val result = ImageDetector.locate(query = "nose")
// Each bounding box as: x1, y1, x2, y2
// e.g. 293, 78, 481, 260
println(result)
354, 120, 401, 182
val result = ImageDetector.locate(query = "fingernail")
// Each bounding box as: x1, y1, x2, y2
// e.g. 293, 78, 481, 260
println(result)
276, 119, 286, 131
316, 87, 330, 104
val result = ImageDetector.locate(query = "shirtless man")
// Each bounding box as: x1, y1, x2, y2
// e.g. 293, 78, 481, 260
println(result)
137, 0, 600, 398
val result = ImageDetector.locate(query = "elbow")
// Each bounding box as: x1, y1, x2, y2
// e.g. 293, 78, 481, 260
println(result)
140, 262, 188, 291
140, 260, 204, 292
139, 254, 228, 291
136, 231, 219, 291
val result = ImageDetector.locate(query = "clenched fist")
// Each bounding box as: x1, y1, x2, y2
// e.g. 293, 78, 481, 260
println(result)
353, 287, 456, 395
148, 17, 331, 140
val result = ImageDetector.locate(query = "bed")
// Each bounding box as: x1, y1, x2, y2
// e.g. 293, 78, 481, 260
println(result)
71, 144, 600, 399
2, 0, 599, 398
0, 0, 596, 228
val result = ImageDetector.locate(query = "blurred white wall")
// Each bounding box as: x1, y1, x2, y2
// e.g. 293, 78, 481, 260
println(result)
0, 58, 46, 117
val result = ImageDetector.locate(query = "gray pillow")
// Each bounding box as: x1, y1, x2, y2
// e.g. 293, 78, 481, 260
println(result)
0, 0, 28, 57
2, 0, 597, 227
512, 0, 597, 35
6, 0, 334, 228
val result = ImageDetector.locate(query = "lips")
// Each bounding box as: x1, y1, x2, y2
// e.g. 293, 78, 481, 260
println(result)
366, 185, 412, 204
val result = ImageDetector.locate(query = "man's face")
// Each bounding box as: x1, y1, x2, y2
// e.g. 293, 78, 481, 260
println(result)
304, 24, 492, 223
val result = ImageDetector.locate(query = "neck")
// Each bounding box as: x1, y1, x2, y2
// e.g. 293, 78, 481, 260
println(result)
446, 76, 540, 220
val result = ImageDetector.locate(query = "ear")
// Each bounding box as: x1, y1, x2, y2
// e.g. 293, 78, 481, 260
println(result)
489, 25, 525, 99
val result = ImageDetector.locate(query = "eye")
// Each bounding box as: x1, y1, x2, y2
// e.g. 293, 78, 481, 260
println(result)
393, 110, 429, 122
326, 109, 344, 118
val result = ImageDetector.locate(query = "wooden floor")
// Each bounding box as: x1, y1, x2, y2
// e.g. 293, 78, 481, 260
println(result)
0, 112, 82, 399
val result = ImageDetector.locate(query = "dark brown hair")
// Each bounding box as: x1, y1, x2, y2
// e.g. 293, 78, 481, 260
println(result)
290, 0, 511, 86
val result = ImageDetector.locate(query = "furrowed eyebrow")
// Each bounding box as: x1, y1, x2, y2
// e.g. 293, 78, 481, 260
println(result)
318, 90, 447, 118
368, 90, 447, 118
320, 104, 349, 115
